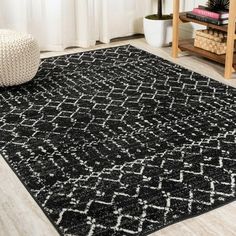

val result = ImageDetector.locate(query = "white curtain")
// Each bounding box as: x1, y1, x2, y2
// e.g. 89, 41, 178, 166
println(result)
0, 0, 155, 51
0, 0, 197, 51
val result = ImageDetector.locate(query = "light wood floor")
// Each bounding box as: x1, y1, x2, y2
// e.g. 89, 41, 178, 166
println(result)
1, 38, 236, 236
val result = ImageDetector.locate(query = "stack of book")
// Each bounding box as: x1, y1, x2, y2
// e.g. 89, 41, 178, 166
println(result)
186, 5, 229, 26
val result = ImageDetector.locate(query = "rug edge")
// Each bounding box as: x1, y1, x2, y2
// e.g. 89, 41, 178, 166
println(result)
1, 44, 236, 236
1, 152, 236, 236
0, 153, 64, 236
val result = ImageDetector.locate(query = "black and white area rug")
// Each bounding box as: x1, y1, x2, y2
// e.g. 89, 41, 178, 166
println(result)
0, 45, 236, 236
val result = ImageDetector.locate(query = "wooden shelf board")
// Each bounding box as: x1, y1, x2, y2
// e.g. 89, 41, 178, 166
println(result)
179, 39, 236, 66
179, 13, 235, 33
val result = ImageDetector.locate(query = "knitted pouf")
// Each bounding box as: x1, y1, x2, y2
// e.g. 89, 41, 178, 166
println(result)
0, 30, 40, 87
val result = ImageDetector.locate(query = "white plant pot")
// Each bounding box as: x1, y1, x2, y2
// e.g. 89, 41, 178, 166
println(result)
143, 17, 172, 47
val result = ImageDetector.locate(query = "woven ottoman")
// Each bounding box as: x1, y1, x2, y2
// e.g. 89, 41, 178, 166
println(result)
0, 30, 40, 87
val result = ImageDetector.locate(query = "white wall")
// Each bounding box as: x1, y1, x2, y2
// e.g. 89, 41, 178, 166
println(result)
106, 0, 207, 40
146, 0, 205, 39
163, 0, 207, 13
178, 0, 207, 39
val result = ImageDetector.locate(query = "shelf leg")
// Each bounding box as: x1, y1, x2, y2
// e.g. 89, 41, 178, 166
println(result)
172, 0, 180, 58
224, 0, 236, 79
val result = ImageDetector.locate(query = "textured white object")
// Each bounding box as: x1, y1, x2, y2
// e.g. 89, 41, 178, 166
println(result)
0, 30, 40, 87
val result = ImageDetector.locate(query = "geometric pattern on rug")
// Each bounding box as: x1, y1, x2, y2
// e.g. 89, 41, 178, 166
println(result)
0, 45, 236, 236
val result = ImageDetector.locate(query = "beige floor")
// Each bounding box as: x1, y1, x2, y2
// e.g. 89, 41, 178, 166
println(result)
1, 38, 236, 236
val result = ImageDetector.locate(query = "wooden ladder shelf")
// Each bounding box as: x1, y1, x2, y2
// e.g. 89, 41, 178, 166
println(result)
172, 0, 236, 79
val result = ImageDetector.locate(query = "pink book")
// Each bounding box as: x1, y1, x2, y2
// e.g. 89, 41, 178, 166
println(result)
193, 8, 228, 20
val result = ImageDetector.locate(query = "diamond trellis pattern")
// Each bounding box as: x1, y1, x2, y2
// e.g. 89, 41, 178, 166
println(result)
0, 45, 236, 236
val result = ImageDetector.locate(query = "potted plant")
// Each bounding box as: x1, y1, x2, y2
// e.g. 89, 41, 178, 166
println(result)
207, 0, 229, 10
144, 0, 172, 47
